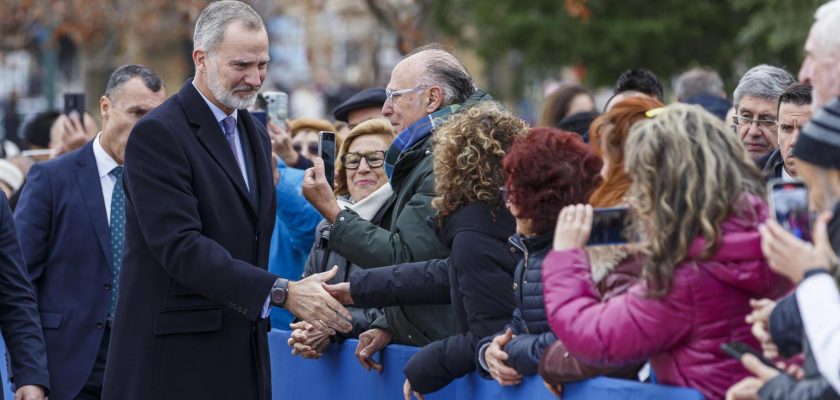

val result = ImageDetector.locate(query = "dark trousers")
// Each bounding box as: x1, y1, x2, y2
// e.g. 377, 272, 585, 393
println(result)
75, 327, 109, 400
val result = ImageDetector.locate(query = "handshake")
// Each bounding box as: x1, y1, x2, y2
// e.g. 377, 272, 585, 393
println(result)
286, 272, 391, 370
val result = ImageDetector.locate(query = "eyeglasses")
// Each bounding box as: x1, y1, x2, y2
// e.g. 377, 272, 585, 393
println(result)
293, 142, 319, 155
384, 85, 428, 104
732, 114, 778, 131
342, 150, 386, 170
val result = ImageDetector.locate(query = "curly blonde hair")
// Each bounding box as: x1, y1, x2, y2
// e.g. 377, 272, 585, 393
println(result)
432, 103, 528, 220
624, 104, 765, 297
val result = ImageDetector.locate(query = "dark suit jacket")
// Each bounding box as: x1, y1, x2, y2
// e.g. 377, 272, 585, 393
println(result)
101, 81, 278, 400
0, 192, 50, 398
14, 142, 114, 400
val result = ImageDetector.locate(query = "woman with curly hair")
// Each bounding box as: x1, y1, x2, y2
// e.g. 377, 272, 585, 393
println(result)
323, 103, 529, 398
477, 128, 603, 387
543, 104, 791, 399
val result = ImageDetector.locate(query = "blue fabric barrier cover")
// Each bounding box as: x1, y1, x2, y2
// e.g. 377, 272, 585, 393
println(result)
268, 329, 704, 400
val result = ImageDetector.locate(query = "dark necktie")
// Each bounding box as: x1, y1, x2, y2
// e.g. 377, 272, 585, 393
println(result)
222, 116, 241, 166
109, 166, 125, 318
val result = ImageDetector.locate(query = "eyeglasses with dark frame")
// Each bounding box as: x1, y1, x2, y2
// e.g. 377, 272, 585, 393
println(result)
342, 150, 386, 170
732, 114, 778, 131
384, 85, 429, 104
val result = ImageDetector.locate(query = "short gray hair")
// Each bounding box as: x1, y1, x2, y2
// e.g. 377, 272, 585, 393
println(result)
407, 44, 475, 106
812, 0, 840, 59
193, 1, 264, 54
675, 67, 724, 101
105, 64, 165, 101
733, 64, 795, 110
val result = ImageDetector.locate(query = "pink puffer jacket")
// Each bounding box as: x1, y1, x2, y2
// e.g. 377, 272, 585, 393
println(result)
542, 197, 790, 399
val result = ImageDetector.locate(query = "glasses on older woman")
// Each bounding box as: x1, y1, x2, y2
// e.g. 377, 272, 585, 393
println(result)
342, 150, 386, 170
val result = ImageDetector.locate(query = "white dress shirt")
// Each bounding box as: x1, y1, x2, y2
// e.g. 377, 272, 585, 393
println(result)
93, 134, 120, 221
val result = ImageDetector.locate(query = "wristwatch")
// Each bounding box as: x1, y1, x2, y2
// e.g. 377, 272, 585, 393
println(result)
269, 278, 290, 308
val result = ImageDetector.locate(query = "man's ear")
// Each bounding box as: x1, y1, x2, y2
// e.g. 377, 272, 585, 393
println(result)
426, 86, 445, 113
100, 95, 111, 125
193, 49, 208, 74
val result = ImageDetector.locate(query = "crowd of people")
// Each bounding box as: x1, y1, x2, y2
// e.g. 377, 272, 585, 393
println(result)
0, 1, 838, 399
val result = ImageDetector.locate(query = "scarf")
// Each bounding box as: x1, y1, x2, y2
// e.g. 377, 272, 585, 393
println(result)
383, 104, 462, 179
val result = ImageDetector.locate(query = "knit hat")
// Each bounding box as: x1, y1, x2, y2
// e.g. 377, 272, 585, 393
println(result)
0, 160, 24, 192
287, 118, 336, 137
795, 97, 840, 169
332, 88, 386, 122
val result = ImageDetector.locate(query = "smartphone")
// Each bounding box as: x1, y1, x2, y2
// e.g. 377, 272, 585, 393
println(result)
63, 93, 85, 128
251, 111, 267, 127
319, 131, 336, 189
720, 341, 780, 371
767, 179, 812, 242
587, 207, 634, 246
263, 91, 288, 126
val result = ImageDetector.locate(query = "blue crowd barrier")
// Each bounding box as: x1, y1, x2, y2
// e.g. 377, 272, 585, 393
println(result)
268, 329, 704, 400
0, 329, 704, 399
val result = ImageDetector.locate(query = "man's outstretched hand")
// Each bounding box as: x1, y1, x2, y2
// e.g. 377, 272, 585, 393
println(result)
286, 266, 353, 334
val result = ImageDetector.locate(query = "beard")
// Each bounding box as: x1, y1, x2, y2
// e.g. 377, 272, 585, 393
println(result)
206, 58, 259, 110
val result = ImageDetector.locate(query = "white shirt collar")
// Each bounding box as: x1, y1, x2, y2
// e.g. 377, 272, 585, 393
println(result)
92, 133, 119, 178
192, 81, 238, 124
781, 165, 798, 183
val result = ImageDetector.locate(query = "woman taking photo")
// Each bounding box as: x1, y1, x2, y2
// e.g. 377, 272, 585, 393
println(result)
543, 104, 790, 399
538, 96, 663, 392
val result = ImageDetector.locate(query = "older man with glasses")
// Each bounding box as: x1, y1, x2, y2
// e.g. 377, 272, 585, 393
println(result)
302, 43, 494, 369
732, 64, 795, 164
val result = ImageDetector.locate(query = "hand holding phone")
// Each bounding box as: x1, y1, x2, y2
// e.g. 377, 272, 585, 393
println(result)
587, 207, 635, 246
720, 342, 780, 371
767, 179, 812, 242
319, 131, 336, 189
63, 93, 86, 129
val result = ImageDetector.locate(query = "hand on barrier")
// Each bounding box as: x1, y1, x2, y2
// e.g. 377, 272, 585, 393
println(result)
744, 298, 778, 359
322, 281, 354, 305
403, 379, 424, 400
485, 328, 522, 386
553, 204, 593, 251
302, 157, 342, 223
356, 328, 392, 372
286, 266, 353, 334
14, 385, 46, 400
760, 211, 836, 284
288, 321, 332, 359
543, 380, 564, 398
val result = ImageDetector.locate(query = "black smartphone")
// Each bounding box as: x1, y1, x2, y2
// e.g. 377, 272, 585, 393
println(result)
768, 179, 812, 242
720, 341, 780, 370
319, 131, 336, 189
63, 93, 85, 128
587, 207, 634, 246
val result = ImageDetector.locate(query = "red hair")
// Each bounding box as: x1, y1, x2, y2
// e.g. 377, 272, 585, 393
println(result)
504, 128, 603, 234
588, 96, 664, 207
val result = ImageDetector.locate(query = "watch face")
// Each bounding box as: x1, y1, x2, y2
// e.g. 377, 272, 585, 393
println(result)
271, 286, 287, 305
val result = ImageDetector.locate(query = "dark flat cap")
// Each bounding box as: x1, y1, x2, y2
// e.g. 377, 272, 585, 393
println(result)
332, 87, 386, 122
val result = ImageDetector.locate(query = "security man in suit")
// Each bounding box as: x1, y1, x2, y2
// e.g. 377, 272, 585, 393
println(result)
14, 64, 167, 399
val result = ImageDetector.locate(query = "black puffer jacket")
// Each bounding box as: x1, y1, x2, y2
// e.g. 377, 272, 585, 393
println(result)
477, 233, 556, 377
348, 201, 518, 393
